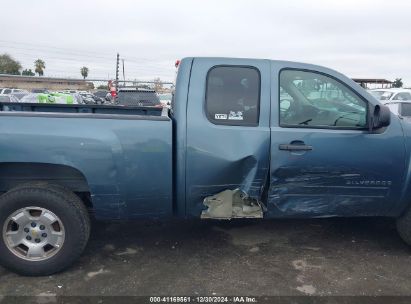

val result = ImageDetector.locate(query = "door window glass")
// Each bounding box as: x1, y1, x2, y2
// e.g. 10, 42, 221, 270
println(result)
279, 70, 367, 128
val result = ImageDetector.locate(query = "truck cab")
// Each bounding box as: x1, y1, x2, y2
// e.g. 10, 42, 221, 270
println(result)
174, 58, 401, 219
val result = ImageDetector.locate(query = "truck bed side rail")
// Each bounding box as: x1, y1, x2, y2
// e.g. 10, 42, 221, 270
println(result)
0, 102, 169, 120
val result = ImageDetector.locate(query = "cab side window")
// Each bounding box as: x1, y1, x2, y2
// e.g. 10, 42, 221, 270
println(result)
206, 66, 260, 126
279, 70, 367, 129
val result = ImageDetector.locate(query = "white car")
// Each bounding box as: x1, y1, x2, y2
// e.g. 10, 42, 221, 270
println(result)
0, 94, 20, 103
0, 88, 29, 95
368, 88, 411, 102
385, 102, 411, 117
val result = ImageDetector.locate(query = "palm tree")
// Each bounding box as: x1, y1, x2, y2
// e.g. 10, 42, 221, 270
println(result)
80, 66, 89, 80
34, 59, 45, 76
392, 78, 403, 88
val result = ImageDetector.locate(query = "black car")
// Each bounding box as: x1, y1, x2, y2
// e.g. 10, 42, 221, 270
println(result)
93, 90, 109, 98
31, 89, 49, 93
115, 88, 162, 107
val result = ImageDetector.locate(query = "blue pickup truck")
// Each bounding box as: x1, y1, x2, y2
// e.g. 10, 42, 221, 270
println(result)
0, 57, 409, 276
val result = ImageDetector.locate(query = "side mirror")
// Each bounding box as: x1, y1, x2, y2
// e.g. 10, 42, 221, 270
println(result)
370, 104, 391, 130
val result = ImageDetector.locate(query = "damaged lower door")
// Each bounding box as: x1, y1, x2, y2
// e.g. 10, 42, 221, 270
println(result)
184, 58, 271, 218
268, 127, 405, 217
201, 189, 263, 219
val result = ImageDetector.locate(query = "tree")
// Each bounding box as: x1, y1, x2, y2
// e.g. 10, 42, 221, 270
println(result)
153, 77, 163, 92
0, 53, 22, 75
80, 66, 89, 80
137, 84, 151, 90
22, 69, 35, 76
392, 78, 403, 88
34, 59, 46, 76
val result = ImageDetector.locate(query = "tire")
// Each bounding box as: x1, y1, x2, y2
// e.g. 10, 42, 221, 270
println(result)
0, 183, 90, 276
397, 207, 411, 246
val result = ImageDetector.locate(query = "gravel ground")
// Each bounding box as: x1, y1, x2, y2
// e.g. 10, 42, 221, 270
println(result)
0, 217, 411, 297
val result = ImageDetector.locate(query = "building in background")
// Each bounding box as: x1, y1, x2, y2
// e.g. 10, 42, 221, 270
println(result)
0, 75, 94, 91
352, 78, 393, 89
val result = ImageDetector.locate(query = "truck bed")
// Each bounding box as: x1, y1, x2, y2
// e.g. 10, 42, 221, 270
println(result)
0, 101, 173, 219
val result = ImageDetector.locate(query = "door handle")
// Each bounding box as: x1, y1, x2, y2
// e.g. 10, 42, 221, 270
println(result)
279, 141, 313, 151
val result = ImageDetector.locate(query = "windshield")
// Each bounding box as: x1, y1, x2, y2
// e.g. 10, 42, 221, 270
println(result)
369, 91, 385, 99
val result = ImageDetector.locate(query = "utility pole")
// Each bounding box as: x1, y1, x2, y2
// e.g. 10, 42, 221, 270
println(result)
115, 53, 120, 95
122, 58, 125, 86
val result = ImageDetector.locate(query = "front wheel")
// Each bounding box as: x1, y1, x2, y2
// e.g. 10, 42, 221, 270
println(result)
0, 183, 90, 276
397, 206, 411, 246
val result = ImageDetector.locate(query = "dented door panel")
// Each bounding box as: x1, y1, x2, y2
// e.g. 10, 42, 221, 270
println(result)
267, 62, 406, 218
185, 58, 271, 217
268, 127, 405, 217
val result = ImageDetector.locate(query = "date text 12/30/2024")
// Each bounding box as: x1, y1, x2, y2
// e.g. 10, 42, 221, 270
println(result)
150, 296, 257, 303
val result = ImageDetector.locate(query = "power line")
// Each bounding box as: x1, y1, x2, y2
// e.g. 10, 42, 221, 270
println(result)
0, 41, 175, 79
2, 50, 173, 74
0, 40, 170, 63
1, 46, 174, 73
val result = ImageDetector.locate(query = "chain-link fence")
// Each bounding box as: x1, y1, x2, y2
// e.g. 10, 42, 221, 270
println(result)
0, 74, 174, 107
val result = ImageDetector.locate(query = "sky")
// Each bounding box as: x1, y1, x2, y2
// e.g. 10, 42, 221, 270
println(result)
1, 0, 411, 85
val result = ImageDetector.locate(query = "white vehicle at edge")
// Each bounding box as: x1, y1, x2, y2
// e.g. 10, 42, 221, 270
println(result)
384, 102, 411, 117
368, 88, 411, 103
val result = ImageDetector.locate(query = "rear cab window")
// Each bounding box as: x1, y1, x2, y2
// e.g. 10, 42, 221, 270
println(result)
206, 66, 260, 126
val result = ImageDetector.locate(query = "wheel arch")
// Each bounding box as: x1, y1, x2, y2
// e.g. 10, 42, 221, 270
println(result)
0, 162, 93, 209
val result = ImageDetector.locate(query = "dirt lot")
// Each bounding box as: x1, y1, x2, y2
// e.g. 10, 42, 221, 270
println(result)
0, 217, 411, 298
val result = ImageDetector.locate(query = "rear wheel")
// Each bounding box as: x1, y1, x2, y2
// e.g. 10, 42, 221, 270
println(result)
0, 183, 90, 276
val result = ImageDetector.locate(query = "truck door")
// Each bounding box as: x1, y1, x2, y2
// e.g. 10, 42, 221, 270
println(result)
185, 58, 271, 218
268, 63, 406, 217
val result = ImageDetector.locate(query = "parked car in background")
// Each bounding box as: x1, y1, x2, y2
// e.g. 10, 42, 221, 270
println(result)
78, 92, 101, 104
59, 92, 84, 104
116, 88, 162, 107
369, 88, 411, 102
0, 94, 20, 103
0, 88, 29, 95
10, 91, 29, 100
93, 90, 110, 102
20, 92, 77, 104
385, 102, 411, 117
0, 88, 13, 94
31, 89, 49, 94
